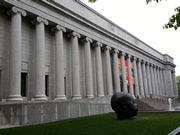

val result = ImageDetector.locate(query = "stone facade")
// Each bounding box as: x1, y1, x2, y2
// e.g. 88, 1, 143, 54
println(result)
0, 0, 178, 125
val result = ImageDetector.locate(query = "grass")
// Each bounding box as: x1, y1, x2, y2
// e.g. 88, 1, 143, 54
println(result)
0, 112, 180, 135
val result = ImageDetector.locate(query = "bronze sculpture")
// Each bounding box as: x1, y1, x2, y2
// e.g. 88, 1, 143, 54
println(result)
111, 92, 138, 120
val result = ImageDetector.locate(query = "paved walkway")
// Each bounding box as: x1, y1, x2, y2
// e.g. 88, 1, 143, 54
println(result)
168, 127, 180, 135
0, 125, 20, 129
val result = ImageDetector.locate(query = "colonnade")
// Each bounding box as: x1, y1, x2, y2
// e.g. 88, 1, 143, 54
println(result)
5, 6, 177, 101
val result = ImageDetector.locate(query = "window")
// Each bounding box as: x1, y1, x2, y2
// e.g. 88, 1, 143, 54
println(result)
64, 76, 66, 95
45, 75, 49, 96
21, 72, 27, 97
0, 70, 1, 97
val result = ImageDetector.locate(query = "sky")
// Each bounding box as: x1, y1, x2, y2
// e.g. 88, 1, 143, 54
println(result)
82, 0, 180, 76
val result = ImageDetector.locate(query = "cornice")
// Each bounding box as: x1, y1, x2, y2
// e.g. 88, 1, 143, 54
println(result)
1, 0, 175, 67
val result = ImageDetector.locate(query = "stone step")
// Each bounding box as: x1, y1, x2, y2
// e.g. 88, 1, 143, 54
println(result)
135, 97, 180, 110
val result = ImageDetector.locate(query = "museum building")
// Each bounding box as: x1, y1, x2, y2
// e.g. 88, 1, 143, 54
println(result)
0, 0, 178, 125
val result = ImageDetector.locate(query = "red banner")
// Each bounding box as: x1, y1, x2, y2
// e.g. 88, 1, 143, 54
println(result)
125, 60, 129, 86
118, 58, 129, 86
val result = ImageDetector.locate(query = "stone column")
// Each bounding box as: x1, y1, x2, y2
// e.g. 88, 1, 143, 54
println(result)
172, 71, 178, 97
7, 7, 26, 101
71, 32, 81, 99
54, 25, 66, 100
95, 42, 104, 96
133, 57, 140, 98
157, 67, 162, 97
167, 70, 174, 97
163, 69, 168, 97
84, 37, 94, 98
33, 17, 48, 101
159, 67, 163, 97
146, 62, 152, 96
142, 60, 149, 98
171, 71, 175, 97
137, 59, 145, 98
104, 46, 113, 96
159, 68, 165, 97
112, 49, 121, 93
153, 65, 159, 98
127, 55, 135, 98
120, 52, 128, 93
150, 64, 155, 98
165, 69, 170, 97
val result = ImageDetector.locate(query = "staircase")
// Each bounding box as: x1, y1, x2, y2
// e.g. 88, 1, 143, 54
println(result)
135, 98, 180, 111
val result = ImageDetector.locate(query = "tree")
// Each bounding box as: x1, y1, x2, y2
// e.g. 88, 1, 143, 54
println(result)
88, 0, 96, 2
147, 0, 180, 30
88, 0, 180, 30
176, 76, 180, 96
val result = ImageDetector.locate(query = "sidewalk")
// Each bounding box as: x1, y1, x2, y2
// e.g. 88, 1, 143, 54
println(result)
0, 125, 20, 129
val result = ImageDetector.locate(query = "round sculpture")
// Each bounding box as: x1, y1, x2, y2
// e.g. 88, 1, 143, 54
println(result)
111, 92, 138, 120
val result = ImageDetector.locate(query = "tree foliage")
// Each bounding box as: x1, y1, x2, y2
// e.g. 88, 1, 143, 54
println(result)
89, 0, 180, 30
147, 0, 180, 30
146, 0, 162, 4
176, 76, 180, 96
88, 0, 96, 2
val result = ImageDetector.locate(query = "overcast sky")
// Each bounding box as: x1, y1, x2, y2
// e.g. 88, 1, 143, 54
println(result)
82, 0, 180, 76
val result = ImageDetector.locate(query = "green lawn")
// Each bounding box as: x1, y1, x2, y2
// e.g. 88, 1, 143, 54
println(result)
0, 112, 180, 135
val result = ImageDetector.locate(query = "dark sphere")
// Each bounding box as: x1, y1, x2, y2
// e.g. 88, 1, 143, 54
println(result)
111, 92, 138, 120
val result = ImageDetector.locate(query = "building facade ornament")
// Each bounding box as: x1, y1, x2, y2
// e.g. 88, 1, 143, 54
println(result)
10, 6, 27, 16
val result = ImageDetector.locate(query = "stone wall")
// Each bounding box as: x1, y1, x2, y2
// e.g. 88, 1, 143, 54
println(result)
0, 97, 112, 125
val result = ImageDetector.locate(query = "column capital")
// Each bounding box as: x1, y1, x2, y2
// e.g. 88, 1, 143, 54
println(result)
120, 51, 126, 56
33, 16, 49, 25
137, 58, 142, 62
85, 37, 93, 43
146, 61, 149, 65
10, 6, 27, 16
93, 42, 103, 47
142, 60, 146, 64
127, 54, 132, 59
159, 67, 162, 70
149, 63, 153, 66
132, 56, 137, 61
52, 25, 66, 32
72, 31, 81, 38
103, 46, 111, 51
112, 48, 119, 54
153, 65, 158, 69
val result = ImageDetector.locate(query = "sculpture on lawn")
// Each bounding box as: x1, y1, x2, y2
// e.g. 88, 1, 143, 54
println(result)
111, 92, 138, 120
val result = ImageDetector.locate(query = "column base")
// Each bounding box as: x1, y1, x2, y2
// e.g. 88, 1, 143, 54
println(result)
140, 95, 145, 98
33, 95, 47, 101
136, 95, 142, 99
132, 95, 136, 99
86, 95, 94, 98
72, 96, 82, 99
98, 94, 104, 97
55, 95, 66, 100
7, 95, 23, 101
108, 93, 114, 96
151, 96, 157, 99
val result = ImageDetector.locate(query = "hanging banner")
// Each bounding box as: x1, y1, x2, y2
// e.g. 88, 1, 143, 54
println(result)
118, 58, 129, 86
131, 62, 135, 85
118, 58, 122, 75
125, 60, 129, 86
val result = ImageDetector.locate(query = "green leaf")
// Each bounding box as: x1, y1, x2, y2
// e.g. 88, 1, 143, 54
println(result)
88, 0, 97, 3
